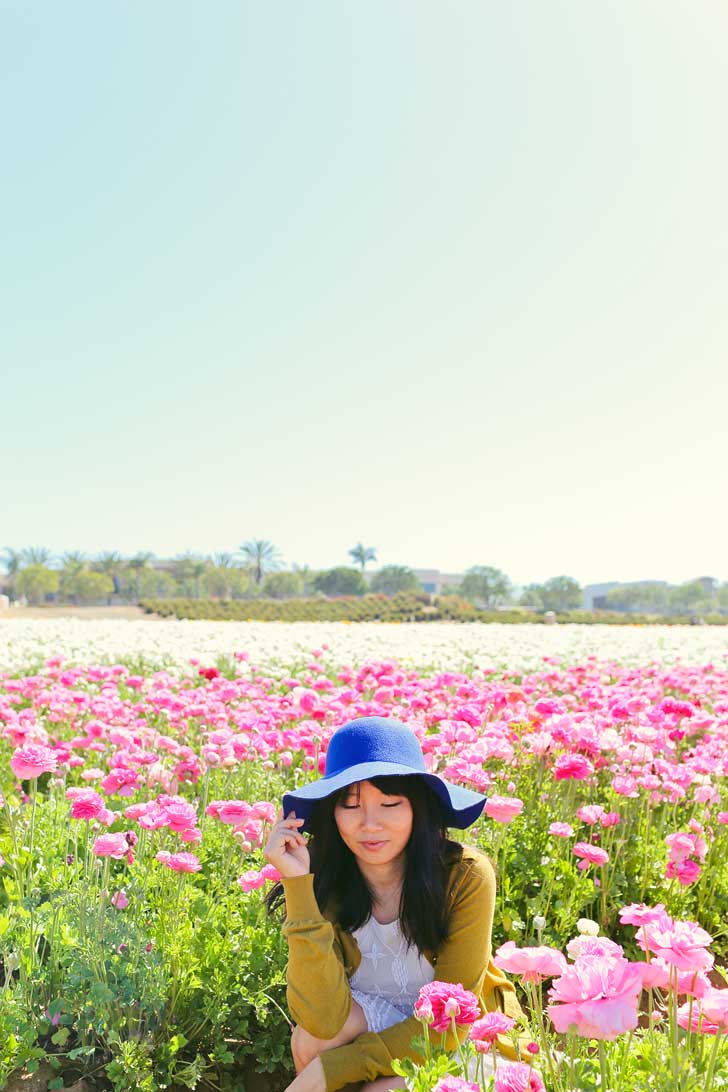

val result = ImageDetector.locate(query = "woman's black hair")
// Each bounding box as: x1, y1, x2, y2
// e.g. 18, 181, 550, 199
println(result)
265, 775, 454, 953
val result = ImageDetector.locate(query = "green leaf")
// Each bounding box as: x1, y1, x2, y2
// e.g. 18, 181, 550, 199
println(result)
48, 1078, 65, 1090
89, 981, 114, 1005
51, 1027, 70, 1046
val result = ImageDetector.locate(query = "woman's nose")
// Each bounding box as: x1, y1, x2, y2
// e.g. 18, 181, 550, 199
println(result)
360, 807, 383, 831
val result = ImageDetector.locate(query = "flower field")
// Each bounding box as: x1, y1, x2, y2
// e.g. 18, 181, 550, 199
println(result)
0, 622, 727, 1092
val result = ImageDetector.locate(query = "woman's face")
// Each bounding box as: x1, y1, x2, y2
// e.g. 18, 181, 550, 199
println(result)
334, 780, 414, 867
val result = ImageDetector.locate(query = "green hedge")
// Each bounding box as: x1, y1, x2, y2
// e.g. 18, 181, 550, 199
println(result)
138, 597, 728, 624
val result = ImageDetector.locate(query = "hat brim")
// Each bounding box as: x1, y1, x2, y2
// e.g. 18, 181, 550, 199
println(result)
282, 761, 486, 832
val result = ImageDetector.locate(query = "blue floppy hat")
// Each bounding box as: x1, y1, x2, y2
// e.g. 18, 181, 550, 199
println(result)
282, 716, 486, 831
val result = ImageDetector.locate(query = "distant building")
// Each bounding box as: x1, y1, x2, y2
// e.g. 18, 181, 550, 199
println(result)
411, 569, 464, 595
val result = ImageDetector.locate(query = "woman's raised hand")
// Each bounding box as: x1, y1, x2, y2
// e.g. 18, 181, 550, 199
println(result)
263, 809, 310, 878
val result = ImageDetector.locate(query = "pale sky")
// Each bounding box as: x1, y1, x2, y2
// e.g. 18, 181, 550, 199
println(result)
2, 1, 727, 587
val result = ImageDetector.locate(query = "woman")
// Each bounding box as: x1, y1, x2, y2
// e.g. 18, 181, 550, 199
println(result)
264, 716, 526, 1092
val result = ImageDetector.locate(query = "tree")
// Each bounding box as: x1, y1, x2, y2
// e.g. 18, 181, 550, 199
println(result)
1, 548, 22, 599
539, 576, 582, 612
21, 546, 53, 566
519, 584, 544, 610
125, 553, 154, 602
348, 543, 377, 572
59, 552, 86, 603
172, 555, 208, 598
292, 563, 315, 596
93, 552, 124, 598
262, 571, 304, 599
459, 566, 512, 608
202, 565, 250, 600
238, 540, 283, 585
73, 571, 114, 603
668, 580, 713, 616
15, 565, 59, 605
369, 565, 420, 597
312, 567, 367, 596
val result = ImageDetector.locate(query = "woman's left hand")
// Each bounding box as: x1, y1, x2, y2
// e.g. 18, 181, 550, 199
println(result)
283, 1056, 327, 1092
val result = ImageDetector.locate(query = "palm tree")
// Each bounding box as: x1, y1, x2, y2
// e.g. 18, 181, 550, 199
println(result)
348, 543, 377, 572
238, 540, 283, 585
126, 552, 154, 602
21, 546, 53, 566
212, 552, 236, 569
1, 548, 22, 578
59, 552, 86, 604
93, 551, 123, 601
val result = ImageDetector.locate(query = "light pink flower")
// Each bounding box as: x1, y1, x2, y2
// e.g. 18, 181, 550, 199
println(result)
469, 1011, 516, 1052
11, 745, 58, 780
433, 1079, 479, 1092
414, 982, 480, 1032
485, 795, 524, 824
155, 850, 201, 873
111, 890, 128, 909
494, 941, 568, 982
619, 903, 668, 927
238, 869, 266, 892
576, 805, 605, 825
636, 918, 714, 972
666, 858, 701, 886
493, 1062, 546, 1092
548, 953, 643, 1040
93, 833, 129, 859
549, 822, 574, 838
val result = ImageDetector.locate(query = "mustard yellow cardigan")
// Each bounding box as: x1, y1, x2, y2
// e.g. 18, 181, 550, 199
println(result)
281, 843, 528, 1090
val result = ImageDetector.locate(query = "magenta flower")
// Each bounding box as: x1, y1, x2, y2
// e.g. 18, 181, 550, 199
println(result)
155, 851, 201, 873
493, 1062, 546, 1092
93, 833, 130, 859
494, 941, 568, 982
469, 1011, 516, 1052
414, 982, 480, 1033
11, 744, 58, 780
484, 795, 524, 824
554, 755, 594, 781
547, 952, 643, 1040
68, 789, 105, 820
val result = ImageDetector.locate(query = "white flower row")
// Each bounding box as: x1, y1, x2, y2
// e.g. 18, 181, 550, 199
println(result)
1, 619, 728, 673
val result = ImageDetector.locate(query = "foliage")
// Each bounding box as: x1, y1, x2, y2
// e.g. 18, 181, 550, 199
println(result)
370, 566, 421, 596
459, 566, 512, 608
311, 567, 367, 597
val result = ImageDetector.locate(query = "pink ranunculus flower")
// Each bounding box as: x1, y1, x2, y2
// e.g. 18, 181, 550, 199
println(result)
484, 795, 524, 824
600, 811, 620, 828
666, 858, 701, 886
493, 1061, 546, 1092
636, 918, 714, 972
238, 869, 266, 892
469, 1011, 516, 1052
547, 952, 643, 1040
93, 833, 129, 859
433, 1079, 479, 1092
700, 987, 728, 1029
414, 982, 480, 1033
11, 744, 58, 780
259, 863, 282, 882
619, 903, 669, 927
573, 842, 609, 868
155, 850, 201, 873
677, 991, 728, 1035
548, 822, 574, 838
576, 805, 605, 825
218, 800, 253, 825
69, 789, 106, 820
111, 890, 128, 909
494, 941, 568, 982
554, 755, 594, 781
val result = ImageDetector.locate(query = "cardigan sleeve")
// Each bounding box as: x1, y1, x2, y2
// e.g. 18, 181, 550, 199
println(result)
319, 853, 497, 1091
281, 873, 352, 1039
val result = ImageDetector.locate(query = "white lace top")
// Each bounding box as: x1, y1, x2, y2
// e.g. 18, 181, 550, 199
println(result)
349, 915, 435, 1033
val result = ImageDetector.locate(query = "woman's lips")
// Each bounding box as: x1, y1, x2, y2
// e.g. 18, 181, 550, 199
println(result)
361, 840, 386, 850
